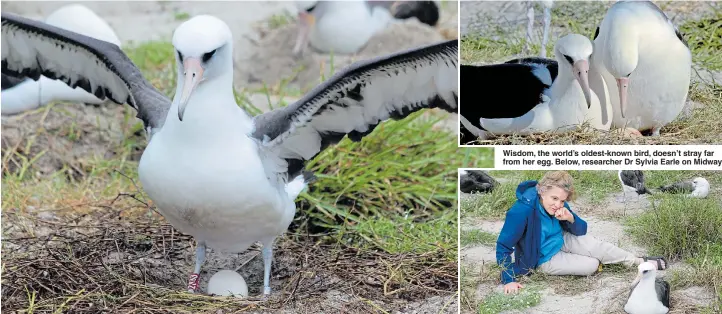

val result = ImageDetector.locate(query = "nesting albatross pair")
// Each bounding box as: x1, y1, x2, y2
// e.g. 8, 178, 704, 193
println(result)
1, 12, 458, 296
460, 0, 691, 142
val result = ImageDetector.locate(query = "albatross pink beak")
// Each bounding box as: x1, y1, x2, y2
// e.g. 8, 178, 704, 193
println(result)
572, 60, 592, 109
178, 57, 204, 121
616, 77, 629, 119
292, 12, 315, 56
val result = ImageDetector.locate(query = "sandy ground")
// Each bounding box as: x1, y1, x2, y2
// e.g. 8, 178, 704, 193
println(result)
1, 1, 460, 313
460, 189, 717, 314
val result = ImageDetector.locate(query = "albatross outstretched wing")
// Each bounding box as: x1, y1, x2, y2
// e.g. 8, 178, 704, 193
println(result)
1, 12, 170, 134
251, 39, 458, 179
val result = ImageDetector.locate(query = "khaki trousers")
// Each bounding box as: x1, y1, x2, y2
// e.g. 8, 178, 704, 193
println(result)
538, 232, 638, 276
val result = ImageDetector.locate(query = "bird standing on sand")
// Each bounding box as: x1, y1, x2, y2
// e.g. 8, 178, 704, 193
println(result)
618, 170, 652, 206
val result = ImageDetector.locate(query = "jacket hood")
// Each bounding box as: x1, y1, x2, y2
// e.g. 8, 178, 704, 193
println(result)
516, 180, 540, 206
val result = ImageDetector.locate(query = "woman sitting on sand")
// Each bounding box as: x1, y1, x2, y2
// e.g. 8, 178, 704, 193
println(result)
497, 170, 668, 294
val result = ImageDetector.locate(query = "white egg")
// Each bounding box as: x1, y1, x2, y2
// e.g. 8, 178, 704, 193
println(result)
206, 269, 249, 298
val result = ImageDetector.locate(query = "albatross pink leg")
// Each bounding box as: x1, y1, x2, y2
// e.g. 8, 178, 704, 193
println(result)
187, 242, 206, 293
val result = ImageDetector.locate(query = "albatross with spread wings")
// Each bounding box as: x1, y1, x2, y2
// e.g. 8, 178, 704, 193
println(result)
1, 13, 458, 296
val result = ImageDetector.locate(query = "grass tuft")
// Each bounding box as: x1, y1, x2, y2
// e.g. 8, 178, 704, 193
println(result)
477, 285, 541, 314
461, 229, 498, 247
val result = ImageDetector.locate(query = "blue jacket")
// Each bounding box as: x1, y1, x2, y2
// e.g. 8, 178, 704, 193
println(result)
496, 180, 588, 284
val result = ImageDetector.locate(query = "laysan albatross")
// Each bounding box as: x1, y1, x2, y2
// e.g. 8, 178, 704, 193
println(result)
293, 0, 440, 55
460, 34, 611, 138
1, 13, 457, 296
624, 261, 670, 314
659, 177, 710, 199
1, 4, 122, 115
592, 0, 691, 136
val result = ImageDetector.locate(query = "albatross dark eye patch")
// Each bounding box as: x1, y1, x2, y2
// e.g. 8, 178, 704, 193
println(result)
563, 54, 574, 64
202, 49, 217, 63
177, 51, 184, 62
306, 4, 316, 12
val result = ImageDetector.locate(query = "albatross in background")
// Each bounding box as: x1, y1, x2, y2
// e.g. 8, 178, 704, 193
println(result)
460, 34, 611, 137
524, 0, 554, 58
624, 261, 670, 314
293, 0, 440, 55
459, 169, 498, 194
618, 170, 652, 195
1, 12, 457, 296
592, 0, 691, 136
658, 177, 710, 199
1, 4, 121, 115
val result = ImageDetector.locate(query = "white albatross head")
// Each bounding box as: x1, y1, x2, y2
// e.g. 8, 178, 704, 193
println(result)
691, 177, 710, 197
554, 34, 594, 108
171, 15, 234, 121
631, 261, 658, 287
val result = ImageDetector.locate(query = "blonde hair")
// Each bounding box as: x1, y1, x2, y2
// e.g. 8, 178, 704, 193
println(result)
537, 171, 576, 201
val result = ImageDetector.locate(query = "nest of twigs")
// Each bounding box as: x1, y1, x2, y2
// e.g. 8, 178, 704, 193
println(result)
1, 208, 456, 313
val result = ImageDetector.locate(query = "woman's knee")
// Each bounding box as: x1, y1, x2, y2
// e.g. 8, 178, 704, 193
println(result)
581, 258, 600, 275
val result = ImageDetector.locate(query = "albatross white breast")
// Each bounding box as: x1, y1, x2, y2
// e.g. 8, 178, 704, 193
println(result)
592, 0, 691, 136
1, 12, 457, 296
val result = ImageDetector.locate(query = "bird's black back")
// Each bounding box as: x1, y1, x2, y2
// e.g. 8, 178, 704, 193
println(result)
460, 62, 552, 129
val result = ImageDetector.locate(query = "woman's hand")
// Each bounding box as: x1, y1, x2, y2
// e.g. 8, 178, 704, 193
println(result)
504, 282, 523, 294
554, 207, 574, 222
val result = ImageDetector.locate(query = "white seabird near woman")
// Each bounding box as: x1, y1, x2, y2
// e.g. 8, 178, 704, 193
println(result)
1, 12, 457, 296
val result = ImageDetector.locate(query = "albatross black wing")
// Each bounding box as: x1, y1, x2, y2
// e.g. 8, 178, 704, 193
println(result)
659, 180, 694, 194
621, 170, 651, 194
655, 278, 670, 308
251, 39, 457, 179
1, 73, 26, 90
460, 58, 554, 129
1, 12, 170, 134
